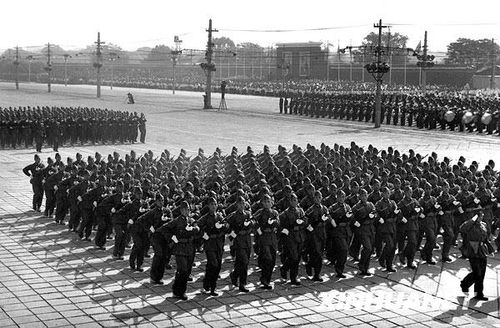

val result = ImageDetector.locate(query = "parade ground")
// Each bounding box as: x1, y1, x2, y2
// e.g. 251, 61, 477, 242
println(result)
1, 82, 500, 327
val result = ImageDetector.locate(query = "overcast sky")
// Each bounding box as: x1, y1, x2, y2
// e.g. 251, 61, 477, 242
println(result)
1, 0, 499, 53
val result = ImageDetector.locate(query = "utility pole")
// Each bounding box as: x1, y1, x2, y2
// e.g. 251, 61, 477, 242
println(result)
109, 52, 119, 90
403, 44, 407, 85
337, 41, 341, 81
349, 42, 353, 81
421, 31, 428, 93
365, 19, 389, 128
416, 31, 434, 93
94, 32, 104, 98
45, 43, 52, 93
326, 42, 330, 81
172, 35, 183, 94
14, 46, 19, 90
201, 19, 217, 109
361, 47, 366, 82
387, 29, 392, 85
490, 38, 496, 89
63, 54, 71, 86
27, 55, 33, 83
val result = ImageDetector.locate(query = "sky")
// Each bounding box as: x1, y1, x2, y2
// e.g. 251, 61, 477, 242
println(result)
1, 0, 499, 53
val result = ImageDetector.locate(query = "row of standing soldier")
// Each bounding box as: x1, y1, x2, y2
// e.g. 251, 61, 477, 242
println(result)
0, 106, 147, 151
279, 93, 500, 134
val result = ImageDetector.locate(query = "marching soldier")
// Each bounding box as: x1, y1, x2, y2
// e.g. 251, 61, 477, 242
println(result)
254, 194, 280, 289
164, 201, 200, 300
279, 193, 307, 285
197, 197, 227, 296
304, 191, 329, 281
351, 189, 376, 276
375, 187, 398, 272
227, 196, 254, 292
396, 186, 420, 269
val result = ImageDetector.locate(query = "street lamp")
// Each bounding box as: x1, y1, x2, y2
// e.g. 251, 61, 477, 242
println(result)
171, 35, 183, 95
63, 54, 72, 86
26, 55, 33, 83
108, 52, 119, 90
277, 58, 290, 93
365, 50, 390, 128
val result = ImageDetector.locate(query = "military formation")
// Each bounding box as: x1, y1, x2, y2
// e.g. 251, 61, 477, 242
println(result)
279, 92, 500, 135
0, 106, 147, 151
23, 143, 499, 301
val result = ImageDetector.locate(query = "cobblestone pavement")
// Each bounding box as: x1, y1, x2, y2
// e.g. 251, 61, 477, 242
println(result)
1, 82, 500, 327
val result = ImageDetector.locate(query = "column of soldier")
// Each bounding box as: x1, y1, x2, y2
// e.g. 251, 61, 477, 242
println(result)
279, 92, 500, 135
23, 142, 500, 301
0, 106, 147, 152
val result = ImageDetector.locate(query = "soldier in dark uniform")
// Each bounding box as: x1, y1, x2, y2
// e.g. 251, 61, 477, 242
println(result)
197, 197, 227, 295
227, 196, 254, 292
112, 187, 143, 260
139, 113, 147, 143
164, 200, 200, 300
95, 181, 124, 250
352, 189, 376, 276
304, 191, 329, 281
78, 176, 107, 241
149, 204, 174, 284
436, 181, 459, 262
254, 194, 279, 289
396, 186, 420, 269
418, 182, 438, 264
279, 193, 307, 285
328, 190, 352, 278
23, 154, 45, 212
460, 212, 492, 301
130, 194, 163, 272
375, 187, 398, 272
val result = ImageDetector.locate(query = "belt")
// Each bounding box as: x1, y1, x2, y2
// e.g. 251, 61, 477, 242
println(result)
465, 208, 479, 213
337, 222, 348, 227
209, 232, 225, 239
385, 218, 397, 223
293, 226, 304, 231
425, 212, 436, 217
238, 230, 250, 235
262, 228, 275, 233
178, 237, 194, 243
444, 210, 454, 214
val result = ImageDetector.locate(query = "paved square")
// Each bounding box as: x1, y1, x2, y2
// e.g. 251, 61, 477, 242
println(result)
1, 82, 500, 327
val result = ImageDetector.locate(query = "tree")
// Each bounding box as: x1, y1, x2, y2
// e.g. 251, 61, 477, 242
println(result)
144, 45, 172, 62
445, 38, 499, 68
213, 37, 236, 50
352, 32, 409, 65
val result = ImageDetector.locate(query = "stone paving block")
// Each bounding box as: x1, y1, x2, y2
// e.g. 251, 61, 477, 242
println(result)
44, 319, 73, 327
17, 321, 46, 328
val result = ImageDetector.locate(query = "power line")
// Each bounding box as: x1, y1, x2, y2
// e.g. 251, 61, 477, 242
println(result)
220, 24, 367, 33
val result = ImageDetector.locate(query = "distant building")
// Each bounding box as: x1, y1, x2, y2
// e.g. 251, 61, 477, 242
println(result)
472, 65, 500, 89
276, 42, 327, 79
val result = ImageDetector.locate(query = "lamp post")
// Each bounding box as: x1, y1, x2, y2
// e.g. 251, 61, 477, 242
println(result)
108, 52, 119, 90
172, 35, 183, 95
63, 54, 72, 86
365, 19, 390, 128
26, 55, 33, 83
277, 57, 289, 93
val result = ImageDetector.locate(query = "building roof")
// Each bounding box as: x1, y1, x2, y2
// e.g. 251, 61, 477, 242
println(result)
276, 42, 323, 48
